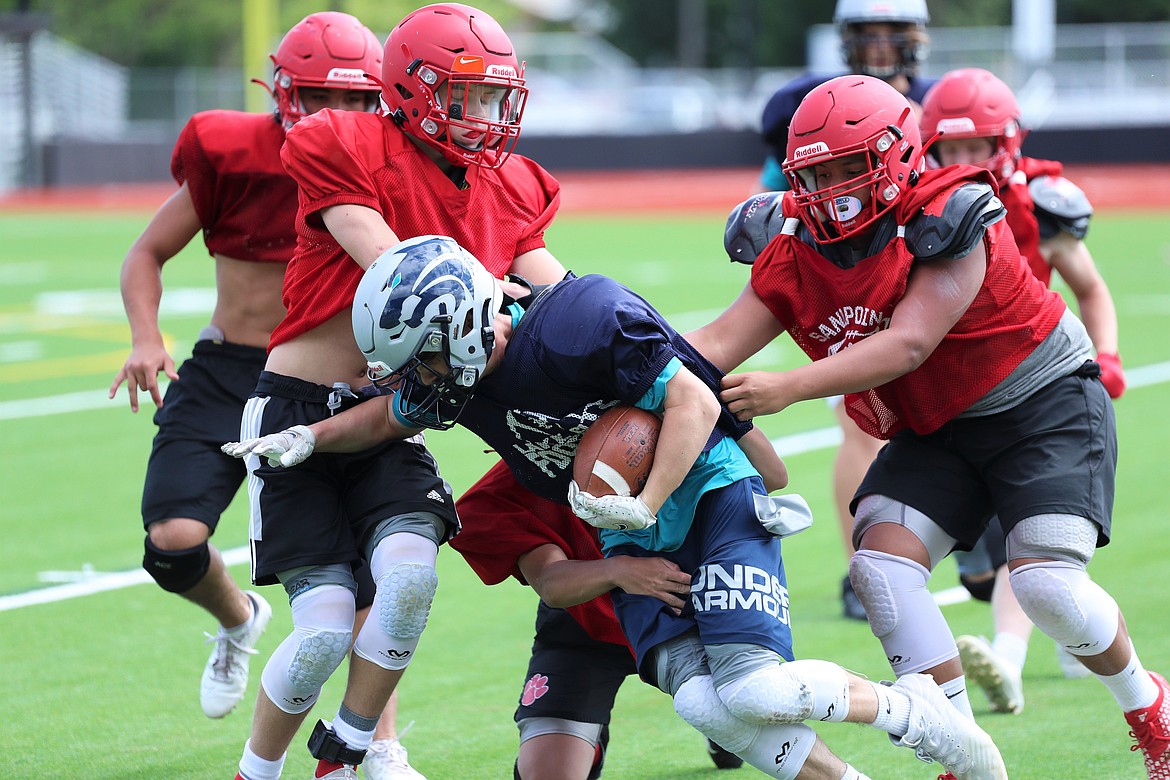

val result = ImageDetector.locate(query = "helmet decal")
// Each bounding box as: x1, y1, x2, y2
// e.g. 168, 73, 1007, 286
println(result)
352, 235, 502, 429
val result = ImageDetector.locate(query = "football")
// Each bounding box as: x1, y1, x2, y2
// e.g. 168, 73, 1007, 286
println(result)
573, 405, 661, 498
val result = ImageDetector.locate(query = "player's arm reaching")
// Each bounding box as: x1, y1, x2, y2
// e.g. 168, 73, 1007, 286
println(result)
519, 543, 692, 615
222, 393, 408, 467
1044, 231, 1125, 397
109, 183, 203, 411
716, 242, 987, 421
319, 204, 401, 270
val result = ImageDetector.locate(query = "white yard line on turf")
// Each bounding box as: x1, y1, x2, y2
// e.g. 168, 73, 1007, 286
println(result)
4, 358, 1168, 612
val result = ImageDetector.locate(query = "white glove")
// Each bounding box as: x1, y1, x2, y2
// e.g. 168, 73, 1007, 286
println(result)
754, 493, 814, 538
221, 425, 316, 468
567, 480, 657, 531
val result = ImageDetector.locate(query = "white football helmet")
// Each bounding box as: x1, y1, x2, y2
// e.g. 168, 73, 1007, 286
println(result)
834, 0, 930, 79
352, 235, 502, 429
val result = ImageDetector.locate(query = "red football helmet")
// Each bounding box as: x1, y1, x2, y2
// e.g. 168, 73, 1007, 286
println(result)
267, 12, 383, 129
783, 75, 926, 243
382, 3, 527, 169
920, 67, 1025, 180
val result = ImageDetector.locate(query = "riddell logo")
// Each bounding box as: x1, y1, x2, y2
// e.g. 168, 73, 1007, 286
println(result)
487, 64, 517, 78
792, 142, 829, 160
326, 67, 367, 82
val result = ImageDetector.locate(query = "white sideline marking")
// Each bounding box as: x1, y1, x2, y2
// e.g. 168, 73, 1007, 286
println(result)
4, 357, 1168, 611
0, 547, 250, 612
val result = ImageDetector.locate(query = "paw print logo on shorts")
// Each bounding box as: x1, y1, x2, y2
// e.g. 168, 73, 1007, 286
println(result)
521, 673, 549, 706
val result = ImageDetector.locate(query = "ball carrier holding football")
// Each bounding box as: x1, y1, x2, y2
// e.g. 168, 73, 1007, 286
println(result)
226, 237, 1009, 780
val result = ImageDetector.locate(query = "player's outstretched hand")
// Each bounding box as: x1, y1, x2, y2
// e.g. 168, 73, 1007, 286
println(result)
719, 370, 793, 422
609, 556, 692, 614
109, 342, 179, 413
222, 425, 316, 468
568, 480, 657, 531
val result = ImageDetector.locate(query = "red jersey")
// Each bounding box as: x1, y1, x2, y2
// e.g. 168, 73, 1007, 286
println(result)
171, 110, 295, 263
272, 110, 560, 349
1000, 156, 1064, 286
451, 460, 631, 651
751, 166, 1067, 439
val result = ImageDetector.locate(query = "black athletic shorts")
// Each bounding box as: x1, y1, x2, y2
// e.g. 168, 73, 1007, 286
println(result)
514, 600, 636, 726
243, 371, 459, 586
141, 340, 266, 530
855, 363, 1115, 550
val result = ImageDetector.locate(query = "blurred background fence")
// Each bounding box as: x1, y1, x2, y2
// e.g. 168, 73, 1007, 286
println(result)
2, 18, 1169, 191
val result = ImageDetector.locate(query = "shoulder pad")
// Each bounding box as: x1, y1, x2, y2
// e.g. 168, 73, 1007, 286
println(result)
725, 192, 785, 265
1028, 175, 1093, 240
905, 182, 1005, 260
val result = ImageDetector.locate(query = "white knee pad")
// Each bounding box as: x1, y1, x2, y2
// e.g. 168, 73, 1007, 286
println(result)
850, 550, 957, 675
1009, 561, 1119, 657
1007, 514, 1098, 564
261, 584, 355, 714
716, 660, 850, 725
353, 533, 439, 671
675, 674, 757, 754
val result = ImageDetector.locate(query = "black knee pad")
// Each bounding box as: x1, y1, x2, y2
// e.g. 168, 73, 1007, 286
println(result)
959, 572, 996, 603
143, 536, 210, 593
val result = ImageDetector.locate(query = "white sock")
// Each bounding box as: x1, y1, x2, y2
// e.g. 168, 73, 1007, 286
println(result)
1097, 648, 1159, 712
870, 682, 912, 736
939, 676, 974, 718
333, 710, 376, 753
840, 766, 873, 780
992, 632, 1028, 672
224, 594, 258, 636
239, 740, 285, 780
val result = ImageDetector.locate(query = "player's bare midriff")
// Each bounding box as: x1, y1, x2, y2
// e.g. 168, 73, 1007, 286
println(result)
265, 309, 370, 389
211, 255, 287, 348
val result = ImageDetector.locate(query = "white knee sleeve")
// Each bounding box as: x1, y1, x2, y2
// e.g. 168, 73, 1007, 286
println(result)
1009, 561, 1119, 657
675, 675, 816, 780
850, 550, 958, 675
353, 533, 439, 671
261, 584, 355, 714
717, 660, 850, 725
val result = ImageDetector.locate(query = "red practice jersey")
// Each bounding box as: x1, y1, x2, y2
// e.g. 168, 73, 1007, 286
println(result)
272, 110, 560, 349
751, 166, 1067, 439
1000, 156, 1065, 286
451, 460, 632, 652
171, 110, 295, 263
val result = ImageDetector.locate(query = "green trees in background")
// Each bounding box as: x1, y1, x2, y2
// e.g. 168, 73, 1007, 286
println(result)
12, 0, 1170, 70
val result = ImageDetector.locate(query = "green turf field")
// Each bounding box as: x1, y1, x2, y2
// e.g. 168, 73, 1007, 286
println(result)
1, 206, 1168, 778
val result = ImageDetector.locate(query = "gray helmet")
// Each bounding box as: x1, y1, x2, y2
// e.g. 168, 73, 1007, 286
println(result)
834, 0, 929, 26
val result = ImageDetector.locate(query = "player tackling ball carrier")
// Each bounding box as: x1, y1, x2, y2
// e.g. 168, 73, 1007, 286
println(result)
225, 236, 1009, 780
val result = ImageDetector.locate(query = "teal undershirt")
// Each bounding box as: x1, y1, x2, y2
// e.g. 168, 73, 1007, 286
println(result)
600, 356, 758, 554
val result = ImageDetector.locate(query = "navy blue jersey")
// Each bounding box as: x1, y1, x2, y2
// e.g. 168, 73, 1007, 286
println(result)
457, 274, 752, 506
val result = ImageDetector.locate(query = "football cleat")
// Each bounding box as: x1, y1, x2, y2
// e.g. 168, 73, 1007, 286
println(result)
706, 738, 744, 769
957, 635, 1024, 714
1125, 672, 1170, 779
889, 673, 1008, 780
315, 760, 358, 780
201, 591, 272, 718
363, 738, 426, 780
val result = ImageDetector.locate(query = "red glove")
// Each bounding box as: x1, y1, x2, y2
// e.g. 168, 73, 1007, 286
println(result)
1096, 352, 1126, 399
